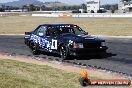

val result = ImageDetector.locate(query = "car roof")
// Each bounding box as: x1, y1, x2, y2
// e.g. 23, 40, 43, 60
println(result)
40, 24, 76, 26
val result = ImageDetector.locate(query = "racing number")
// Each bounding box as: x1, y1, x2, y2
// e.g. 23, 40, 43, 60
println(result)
51, 39, 57, 49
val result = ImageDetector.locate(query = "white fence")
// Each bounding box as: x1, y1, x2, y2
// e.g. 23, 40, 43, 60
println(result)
32, 13, 132, 18
0, 12, 132, 17
32, 14, 59, 17
73, 13, 132, 17
33, 11, 72, 13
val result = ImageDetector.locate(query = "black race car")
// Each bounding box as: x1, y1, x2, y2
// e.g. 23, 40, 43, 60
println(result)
24, 24, 108, 59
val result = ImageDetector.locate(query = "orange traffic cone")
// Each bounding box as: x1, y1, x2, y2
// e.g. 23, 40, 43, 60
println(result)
81, 67, 89, 78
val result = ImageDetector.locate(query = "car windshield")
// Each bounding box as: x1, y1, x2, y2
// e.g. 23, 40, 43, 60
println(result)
59, 26, 86, 35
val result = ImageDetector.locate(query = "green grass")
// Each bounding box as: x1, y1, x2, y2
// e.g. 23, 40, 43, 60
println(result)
0, 16, 132, 36
0, 58, 131, 88
0, 58, 80, 88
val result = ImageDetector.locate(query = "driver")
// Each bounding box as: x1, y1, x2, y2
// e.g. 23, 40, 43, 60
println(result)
47, 26, 53, 36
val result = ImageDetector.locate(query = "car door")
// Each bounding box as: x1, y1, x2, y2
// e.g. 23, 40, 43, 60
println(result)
45, 26, 58, 53
34, 26, 47, 49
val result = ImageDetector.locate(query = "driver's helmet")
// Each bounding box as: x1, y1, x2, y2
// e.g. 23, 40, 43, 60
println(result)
47, 26, 53, 35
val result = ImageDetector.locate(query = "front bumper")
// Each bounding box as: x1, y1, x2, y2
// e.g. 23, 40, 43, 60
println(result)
24, 38, 30, 46
69, 46, 108, 56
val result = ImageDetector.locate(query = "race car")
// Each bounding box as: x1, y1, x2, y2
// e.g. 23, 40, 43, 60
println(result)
24, 24, 108, 59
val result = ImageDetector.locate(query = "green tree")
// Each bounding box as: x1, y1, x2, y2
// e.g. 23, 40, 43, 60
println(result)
101, 4, 111, 10
1, 5, 5, 11
0, 7, 4, 12
41, 5, 46, 11
28, 4, 35, 11
81, 3, 87, 12
110, 4, 118, 13
122, 0, 131, 2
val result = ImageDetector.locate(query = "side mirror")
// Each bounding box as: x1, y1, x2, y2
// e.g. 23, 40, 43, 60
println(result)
38, 33, 44, 36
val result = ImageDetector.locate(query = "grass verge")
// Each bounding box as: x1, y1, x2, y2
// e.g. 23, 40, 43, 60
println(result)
0, 58, 80, 88
0, 16, 132, 36
0, 57, 131, 88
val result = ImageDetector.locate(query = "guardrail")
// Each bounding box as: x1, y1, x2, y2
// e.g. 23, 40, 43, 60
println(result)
32, 14, 59, 17
73, 13, 132, 17
33, 11, 72, 13
32, 13, 132, 18
0, 12, 132, 17
0, 12, 28, 16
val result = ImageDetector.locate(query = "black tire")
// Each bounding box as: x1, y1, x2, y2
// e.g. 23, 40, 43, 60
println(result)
59, 45, 69, 60
98, 51, 106, 58
79, 77, 91, 87
24, 40, 26, 45
30, 42, 40, 55
24, 39, 28, 45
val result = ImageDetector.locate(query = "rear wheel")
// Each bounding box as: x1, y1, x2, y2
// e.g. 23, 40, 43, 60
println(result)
30, 42, 40, 55
59, 45, 69, 60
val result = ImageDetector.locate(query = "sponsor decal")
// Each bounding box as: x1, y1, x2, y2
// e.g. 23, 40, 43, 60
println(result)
30, 34, 58, 51
51, 39, 57, 49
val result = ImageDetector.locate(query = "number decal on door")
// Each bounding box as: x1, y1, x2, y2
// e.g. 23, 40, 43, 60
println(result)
51, 39, 57, 49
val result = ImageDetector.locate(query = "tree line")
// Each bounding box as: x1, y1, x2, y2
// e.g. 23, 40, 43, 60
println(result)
101, 4, 118, 13
0, 4, 81, 12
0, 5, 19, 12
0, 3, 118, 13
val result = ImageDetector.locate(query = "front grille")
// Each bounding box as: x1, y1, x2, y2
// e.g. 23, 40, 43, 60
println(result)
83, 42, 101, 48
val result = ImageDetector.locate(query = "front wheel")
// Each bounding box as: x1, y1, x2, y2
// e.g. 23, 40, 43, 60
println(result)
97, 51, 106, 58
59, 45, 69, 60
30, 42, 40, 55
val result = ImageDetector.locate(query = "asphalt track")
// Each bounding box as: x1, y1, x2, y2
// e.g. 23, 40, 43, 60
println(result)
0, 35, 132, 76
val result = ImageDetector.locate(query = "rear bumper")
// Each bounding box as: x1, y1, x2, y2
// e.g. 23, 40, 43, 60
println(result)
69, 46, 108, 56
24, 38, 30, 46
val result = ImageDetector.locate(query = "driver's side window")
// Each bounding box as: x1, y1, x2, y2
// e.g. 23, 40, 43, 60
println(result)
36, 26, 47, 36
46, 27, 57, 36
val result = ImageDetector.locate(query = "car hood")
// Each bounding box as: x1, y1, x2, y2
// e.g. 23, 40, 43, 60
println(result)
61, 33, 105, 43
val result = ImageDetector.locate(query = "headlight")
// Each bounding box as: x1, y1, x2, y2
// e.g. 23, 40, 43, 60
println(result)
73, 42, 84, 48
101, 42, 106, 46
